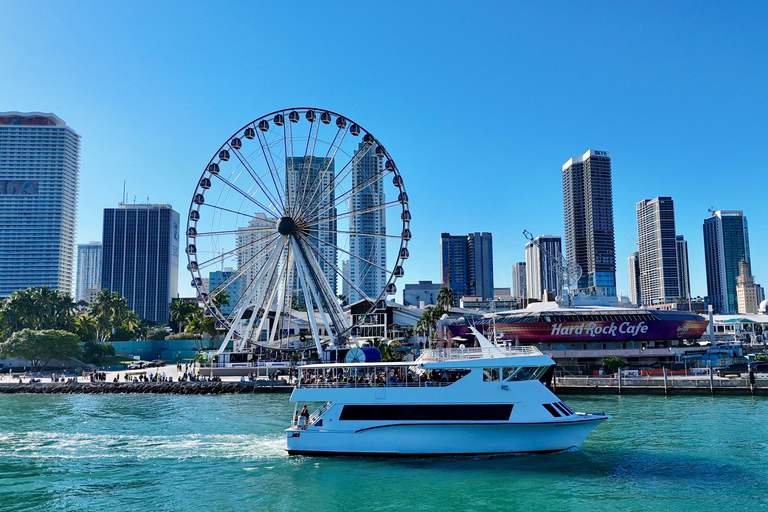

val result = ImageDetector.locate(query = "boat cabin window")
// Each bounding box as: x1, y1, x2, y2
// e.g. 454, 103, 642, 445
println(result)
483, 368, 500, 381
502, 366, 549, 381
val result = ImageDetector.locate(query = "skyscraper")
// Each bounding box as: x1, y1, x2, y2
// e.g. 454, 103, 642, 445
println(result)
628, 251, 641, 306
236, 212, 277, 304
348, 142, 386, 304
562, 149, 616, 296
636, 197, 679, 305
440, 232, 494, 300
512, 262, 527, 299
286, 156, 336, 295
208, 268, 239, 316
0, 112, 80, 298
703, 210, 751, 314
525, 235, 561, 301
736, 259, 758, 314
676, 235, 690, 300
101, 204, 180, 324
76, 242, 102, 302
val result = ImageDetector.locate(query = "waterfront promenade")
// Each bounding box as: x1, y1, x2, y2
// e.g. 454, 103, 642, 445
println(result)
555, 372, 768, 395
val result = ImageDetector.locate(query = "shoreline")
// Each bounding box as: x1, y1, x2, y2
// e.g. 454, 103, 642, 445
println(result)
0, 381, 294, 394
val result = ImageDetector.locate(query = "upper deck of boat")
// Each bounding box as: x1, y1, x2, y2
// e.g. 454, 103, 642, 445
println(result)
299, 346, 549, 371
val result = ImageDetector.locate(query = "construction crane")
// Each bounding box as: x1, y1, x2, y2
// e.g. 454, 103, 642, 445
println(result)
522, 230, 582, 306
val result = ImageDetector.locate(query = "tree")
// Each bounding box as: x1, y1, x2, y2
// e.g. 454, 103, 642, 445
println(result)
169, 300, 197, 333
0, 286, 76, 336
81, 341, 116, 365
602, 356, 626, 375
89, 289, 130, 341
0, 329, 81, 370
436, 286, 455, 310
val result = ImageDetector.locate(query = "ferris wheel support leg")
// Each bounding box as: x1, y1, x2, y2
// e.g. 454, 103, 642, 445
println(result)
268, 247, 293, 348
297, 239, 349, 336
291, 238, 337, 349
292, 240, 324, 360
219, 238, 286, 354
241, 244, 287, 351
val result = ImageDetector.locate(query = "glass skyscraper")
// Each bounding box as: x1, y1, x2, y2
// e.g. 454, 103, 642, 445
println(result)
703, 210, 750, 314
636, 197, 679, 305
562, 149, 616, 297
101, 204, 180, 324
348, 142, 386, 304
0, 112, 80, 298
440, 232, 494, 300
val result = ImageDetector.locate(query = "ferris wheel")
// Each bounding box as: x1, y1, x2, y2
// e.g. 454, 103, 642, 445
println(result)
186, 108, 410, 355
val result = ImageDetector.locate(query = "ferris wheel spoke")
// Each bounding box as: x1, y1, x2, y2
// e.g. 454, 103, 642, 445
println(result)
195, 231, 279, 275
294, 237, 348, 336
305, 200, 400, 227
201, 203, 273, 221
305, 233, 393, 276
297, 142, 376, 223
302, 166, 393, 225
293, 118, 320, 217
194, 227, 273, 238
310, 227, 400, 239
212, 173, 281, 218
217, 237, 287, 354
231, 146, 284, 213
293, 124, 348, 221
254, 127, 287, 212
299, 236, 376, 304
237, 245, 288, 351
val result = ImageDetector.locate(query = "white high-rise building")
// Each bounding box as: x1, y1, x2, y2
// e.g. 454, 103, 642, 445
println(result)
237, 213, 277, 302
0, 112, 80, 298
512, 262, 527, 299
76, 242, 102, 302
525, 235, 561, 301
348, 142, 386, 304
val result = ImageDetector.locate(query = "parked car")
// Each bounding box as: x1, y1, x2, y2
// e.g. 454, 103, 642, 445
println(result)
749, 362, 768, 373
127, 362, 146, 370
716, 363, 749, 377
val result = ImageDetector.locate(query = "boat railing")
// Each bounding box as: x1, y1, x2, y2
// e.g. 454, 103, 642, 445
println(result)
417, 346, 541, 364
298, 381, 453, 390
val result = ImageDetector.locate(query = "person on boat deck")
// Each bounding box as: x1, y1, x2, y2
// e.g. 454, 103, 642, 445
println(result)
299, 405, 310, 429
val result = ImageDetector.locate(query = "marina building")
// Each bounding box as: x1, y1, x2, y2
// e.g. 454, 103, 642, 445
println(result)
0, 112, 80, 298
348, 142, 386, 304
403, 280, 442, 307
525, 235, 562, 301
76, 242, 102, 302
636, 197, 679, 305
562, 149, 616, 297
101, 204, 180, 324
440, 232, 494, 300
703, 210, 751, 314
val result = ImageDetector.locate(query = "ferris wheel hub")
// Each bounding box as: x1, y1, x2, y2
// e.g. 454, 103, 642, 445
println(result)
276, 216, 295, 236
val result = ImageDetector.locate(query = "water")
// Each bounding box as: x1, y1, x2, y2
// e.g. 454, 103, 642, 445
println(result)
1, 393, 767, 511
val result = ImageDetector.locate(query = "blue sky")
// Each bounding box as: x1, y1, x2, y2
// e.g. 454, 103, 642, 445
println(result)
2, 1, 767, 300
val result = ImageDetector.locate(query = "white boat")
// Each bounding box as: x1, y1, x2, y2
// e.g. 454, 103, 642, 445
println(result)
285, 328, 610, 456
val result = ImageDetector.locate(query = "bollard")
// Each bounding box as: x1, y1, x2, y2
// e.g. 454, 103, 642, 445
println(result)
663, 367, 668, 395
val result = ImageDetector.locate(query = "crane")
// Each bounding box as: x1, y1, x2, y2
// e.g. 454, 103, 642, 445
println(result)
522, 230, 582, 306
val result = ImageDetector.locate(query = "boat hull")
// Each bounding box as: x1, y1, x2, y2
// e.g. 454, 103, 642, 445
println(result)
286, 416, 607, 456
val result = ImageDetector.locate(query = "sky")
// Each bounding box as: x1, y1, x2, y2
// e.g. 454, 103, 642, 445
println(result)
2, 0, 767, 301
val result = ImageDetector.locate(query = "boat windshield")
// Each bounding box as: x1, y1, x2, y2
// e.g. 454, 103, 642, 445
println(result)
483, 366, 549, 381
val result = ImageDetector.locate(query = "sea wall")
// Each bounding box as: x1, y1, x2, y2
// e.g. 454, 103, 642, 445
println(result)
0, 382, 294, 395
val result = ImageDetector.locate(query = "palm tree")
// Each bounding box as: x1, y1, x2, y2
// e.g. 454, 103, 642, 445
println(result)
436, 286, 455, 310
89, 289, 130, 341
169, 300, 197, 333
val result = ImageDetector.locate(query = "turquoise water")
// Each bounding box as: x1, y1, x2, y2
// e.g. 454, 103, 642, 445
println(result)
1, 393, 767, 511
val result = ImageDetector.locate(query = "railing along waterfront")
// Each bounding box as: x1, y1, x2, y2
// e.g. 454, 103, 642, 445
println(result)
555, 373, 768, 395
